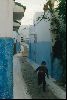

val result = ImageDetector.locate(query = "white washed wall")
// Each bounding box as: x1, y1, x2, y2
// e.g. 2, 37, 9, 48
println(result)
13, 31, 18, 39
19, 26, 29, 40
33, 11, 51, 42
13, 31, 21, 43
0, 0, 13, 37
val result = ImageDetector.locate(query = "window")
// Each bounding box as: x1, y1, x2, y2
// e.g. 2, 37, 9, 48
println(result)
21, 37, 24, 42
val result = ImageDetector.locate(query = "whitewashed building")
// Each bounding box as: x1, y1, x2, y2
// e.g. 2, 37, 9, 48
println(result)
0, 0, 26, 99
29, 11, 52, 75
13, 1, 26, 54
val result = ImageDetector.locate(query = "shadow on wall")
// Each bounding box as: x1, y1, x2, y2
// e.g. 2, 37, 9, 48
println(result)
13, 41, 21, 55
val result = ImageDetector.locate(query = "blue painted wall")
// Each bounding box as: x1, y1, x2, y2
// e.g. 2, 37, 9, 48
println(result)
29, 42, 63, 80
29, 41, 52, 75
16, 41, 21, 53
0, 38, 13, 99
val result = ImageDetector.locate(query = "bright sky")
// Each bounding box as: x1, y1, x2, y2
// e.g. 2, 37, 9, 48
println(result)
15, 0, 47, 25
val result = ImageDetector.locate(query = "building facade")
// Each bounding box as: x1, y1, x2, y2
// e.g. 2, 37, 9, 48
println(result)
29, 12, 52, 75
0, 0, 26, 99
13, 1, 26, 54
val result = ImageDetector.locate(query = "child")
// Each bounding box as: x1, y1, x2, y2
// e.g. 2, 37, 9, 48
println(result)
35, 61, 49, 92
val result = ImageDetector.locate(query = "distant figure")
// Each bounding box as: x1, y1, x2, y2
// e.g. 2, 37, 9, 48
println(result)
35, 61, 49, 92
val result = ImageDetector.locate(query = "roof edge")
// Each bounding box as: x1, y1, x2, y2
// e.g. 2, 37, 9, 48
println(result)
15, 2, 26, 10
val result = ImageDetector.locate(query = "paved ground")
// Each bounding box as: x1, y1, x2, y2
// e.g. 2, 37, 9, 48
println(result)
13, 54, 31, 99
27, 59, 66, 99
13, 53, 57, 99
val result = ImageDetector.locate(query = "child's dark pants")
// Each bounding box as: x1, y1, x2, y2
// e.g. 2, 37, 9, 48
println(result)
38, 72, 46, 92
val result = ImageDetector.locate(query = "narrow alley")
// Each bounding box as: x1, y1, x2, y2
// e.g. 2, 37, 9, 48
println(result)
13, 53, 57, 99
0, 0, 66, 99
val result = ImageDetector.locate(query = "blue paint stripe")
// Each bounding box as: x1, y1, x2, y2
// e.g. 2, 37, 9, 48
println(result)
0, 38, 13, 99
